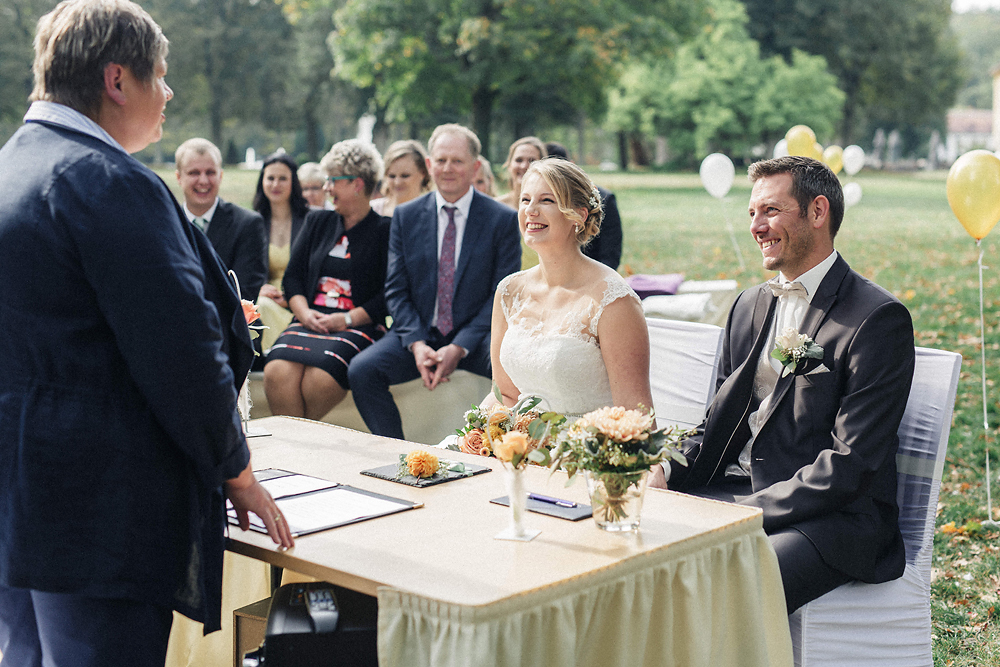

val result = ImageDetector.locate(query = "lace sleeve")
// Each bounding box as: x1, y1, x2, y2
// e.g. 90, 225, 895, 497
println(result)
498, 270, 525, 322
590, 276, 641, 337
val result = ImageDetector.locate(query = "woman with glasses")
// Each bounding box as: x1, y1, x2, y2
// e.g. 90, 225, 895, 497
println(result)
263, 140, 391, 419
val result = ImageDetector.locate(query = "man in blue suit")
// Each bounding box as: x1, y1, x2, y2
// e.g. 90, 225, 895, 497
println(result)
349, 124, 521, 439
0, 2, 292, 665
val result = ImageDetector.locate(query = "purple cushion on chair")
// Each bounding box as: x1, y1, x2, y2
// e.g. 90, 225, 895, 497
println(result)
626, 274, 685, 299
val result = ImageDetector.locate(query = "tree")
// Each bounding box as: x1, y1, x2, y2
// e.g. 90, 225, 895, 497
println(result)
951, 9, 1000, 109
145, 0, 296, 152
0, 0, 57, 140
742, 0, 962, 145
329, 0, 707, 159
606, 0, 843, 167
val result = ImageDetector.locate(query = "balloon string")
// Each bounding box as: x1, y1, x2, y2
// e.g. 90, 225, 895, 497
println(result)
721, 198, 746, 270
978, 241, 995, 522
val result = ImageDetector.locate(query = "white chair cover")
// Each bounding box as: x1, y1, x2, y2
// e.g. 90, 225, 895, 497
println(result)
788, 347, 962, 666
646, 318, 724, 430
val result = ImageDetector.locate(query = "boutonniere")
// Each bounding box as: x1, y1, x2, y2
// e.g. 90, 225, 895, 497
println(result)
772, 327, 824, 377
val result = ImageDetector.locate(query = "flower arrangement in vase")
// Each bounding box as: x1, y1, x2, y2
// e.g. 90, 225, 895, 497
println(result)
538, 406, 690, 532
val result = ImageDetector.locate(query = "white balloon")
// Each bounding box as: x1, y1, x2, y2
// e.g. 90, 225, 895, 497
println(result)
699, 153, 735, 199
843, 182, 862, 208
842, 145, 865, 176
773, 139, 789, 159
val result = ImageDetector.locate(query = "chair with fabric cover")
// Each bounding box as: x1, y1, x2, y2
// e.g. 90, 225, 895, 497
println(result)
788, 346, 962, 667
646, 317, 724, 430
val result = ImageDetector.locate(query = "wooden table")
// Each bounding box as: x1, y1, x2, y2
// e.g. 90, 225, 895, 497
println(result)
226, 416, 792, 667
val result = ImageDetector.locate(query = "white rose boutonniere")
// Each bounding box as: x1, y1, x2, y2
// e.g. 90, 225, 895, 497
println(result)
771, 327, 824, 377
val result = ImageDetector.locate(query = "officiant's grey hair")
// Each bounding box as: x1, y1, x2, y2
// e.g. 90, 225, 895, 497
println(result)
31, 0, 168, 118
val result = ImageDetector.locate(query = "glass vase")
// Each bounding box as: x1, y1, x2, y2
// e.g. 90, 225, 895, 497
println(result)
494, 464, 540, 541
585, 469, 650, 532
506, 465, 527, 537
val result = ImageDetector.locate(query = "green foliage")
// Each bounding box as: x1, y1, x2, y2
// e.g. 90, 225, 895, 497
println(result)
0, 0, 54, 126
330, 0, 707, 154
742, 0, 963, 144
950, 9, 1000, 109
606, 0, 842, 165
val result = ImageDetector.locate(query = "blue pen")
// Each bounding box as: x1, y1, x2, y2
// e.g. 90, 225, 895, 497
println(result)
528, 493, 577, 508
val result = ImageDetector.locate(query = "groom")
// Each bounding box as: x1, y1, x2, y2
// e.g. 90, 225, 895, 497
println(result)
652, 156, 915, 613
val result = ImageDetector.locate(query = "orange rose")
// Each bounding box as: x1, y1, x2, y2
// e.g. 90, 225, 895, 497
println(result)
460, 429, 491, 457
493, 431, 529, 463
241, 299, 261, 324
405, 450, 439, 478
487, 406, 511, 426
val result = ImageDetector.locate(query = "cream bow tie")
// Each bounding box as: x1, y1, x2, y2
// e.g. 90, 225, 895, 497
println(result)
768, 279, 807, 299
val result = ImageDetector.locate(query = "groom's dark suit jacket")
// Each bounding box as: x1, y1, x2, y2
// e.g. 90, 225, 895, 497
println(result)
385, 190, 520, 354
671, 255, 915, 583
205, 199, 267, 301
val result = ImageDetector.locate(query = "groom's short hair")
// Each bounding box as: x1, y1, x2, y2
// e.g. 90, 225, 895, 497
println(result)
748, 156, 845, 238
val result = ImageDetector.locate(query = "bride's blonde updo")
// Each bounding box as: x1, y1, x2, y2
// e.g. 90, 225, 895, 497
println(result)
523, 158, 604, 246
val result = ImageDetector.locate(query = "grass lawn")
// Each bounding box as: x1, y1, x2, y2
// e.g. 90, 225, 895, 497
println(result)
155, 165, 997, 664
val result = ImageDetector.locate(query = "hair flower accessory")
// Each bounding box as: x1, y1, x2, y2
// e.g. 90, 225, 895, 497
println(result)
771, 327, 824, 377
588, 187, 600, 210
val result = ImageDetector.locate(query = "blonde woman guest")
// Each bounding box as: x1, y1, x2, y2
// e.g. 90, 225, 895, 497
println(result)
253, 152, 309, 350
299, 161, 332, 210
490, 158, 651, 415
264, 140, 390, 419
371, 139, 431, 217
495, 136, 546, 208
474, 156, 496, 196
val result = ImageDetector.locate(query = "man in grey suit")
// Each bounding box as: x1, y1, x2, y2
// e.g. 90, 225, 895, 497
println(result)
349, 124, 521, 439
175, 137, 267, 301
651, 156, 915, 613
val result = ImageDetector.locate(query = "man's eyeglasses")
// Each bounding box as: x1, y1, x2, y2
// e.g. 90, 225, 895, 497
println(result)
325, 175, 356, 185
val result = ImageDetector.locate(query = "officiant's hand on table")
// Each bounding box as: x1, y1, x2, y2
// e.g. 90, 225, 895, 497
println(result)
226, 462, 295, 549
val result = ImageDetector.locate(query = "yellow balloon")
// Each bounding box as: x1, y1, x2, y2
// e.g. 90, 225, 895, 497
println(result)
946, 150, 1000, 241
823, 145, 844, 174
812, 142, 824, 161
786, 125, 816, 157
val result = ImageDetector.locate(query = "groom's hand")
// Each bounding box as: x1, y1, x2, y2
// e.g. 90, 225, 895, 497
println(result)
412, 341, 439, 389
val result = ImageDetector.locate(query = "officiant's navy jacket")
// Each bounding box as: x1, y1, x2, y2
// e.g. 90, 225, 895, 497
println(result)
0, 121, 254, 631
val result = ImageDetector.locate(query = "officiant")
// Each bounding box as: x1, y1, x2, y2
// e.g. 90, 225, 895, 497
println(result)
0, 2, 291, 664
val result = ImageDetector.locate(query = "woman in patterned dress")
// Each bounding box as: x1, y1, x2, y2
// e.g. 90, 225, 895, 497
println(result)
263, 140, 390, 419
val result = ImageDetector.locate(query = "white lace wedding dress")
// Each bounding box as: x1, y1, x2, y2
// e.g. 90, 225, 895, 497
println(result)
498, 269, 641, 417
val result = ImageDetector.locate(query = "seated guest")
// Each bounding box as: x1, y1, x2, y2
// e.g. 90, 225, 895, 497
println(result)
473, 156, 496, 196
495, 136, 546, 208
651, 156, 915, 614
263, 140, 390, 420
545, 141, 623, 269
175, 138, 267, 300
253, 152, 309, 351
371, 139, 431, 217
348, 123, 521, 440
299, 161, 332, 210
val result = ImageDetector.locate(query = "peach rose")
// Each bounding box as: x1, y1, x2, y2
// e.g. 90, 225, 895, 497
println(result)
405, 450, 439, 478
460, 429, 491, 457
241, 299, 261, 324
493, 431, 529, 463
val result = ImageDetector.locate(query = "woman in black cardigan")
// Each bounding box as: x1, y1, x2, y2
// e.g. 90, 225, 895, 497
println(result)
264, 140, 390, 419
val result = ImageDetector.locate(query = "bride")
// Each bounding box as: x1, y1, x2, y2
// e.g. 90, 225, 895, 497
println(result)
489, 158, 652, 416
